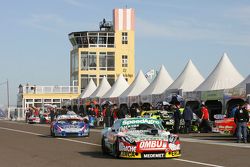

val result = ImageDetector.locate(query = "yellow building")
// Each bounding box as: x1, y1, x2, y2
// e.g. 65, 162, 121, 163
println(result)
69, 8, 135, 93
17, 8, 135, 109
17, 85, 79, 109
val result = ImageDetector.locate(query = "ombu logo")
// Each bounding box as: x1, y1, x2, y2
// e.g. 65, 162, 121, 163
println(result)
139, 141, 165, 149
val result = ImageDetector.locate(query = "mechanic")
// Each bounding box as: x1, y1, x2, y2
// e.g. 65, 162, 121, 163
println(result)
234, 103, 249, 143
173, 104, 182, 134
200, 103, 211, 133
182, 105, 193, 134
229, 104, 239, 118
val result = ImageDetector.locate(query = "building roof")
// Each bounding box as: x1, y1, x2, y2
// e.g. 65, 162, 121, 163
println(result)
102, 74, 129, 98
140, 65, 173, 96
78, 79, 97, 99
120, 70, 150, 97
234, 74, 250, 88
195, 53, 244, 91
89, 76, 111, 98
167, 60, 204, 92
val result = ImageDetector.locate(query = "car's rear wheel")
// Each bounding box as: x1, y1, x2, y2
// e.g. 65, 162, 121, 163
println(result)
101, 137, 108, 155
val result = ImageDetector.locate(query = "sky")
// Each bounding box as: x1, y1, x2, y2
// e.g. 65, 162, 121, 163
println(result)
0, 0, 250, 106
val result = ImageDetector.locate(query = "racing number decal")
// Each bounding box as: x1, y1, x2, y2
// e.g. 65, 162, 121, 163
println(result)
171, 151, 179, 156
166, 151, 180, 157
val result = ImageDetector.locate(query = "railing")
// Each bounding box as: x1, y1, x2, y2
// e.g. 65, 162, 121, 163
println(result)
20, 86, 79, 94
6, 107, 26, 121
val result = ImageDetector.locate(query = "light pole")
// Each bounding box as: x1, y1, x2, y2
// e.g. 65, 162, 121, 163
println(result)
7, 79, 10, 109
0, 79, 10, 109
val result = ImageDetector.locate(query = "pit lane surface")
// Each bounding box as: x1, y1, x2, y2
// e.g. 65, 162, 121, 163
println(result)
0, 121, 249, 167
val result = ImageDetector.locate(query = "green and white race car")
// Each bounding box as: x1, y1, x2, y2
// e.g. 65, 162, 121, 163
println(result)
101, 118, 181, 159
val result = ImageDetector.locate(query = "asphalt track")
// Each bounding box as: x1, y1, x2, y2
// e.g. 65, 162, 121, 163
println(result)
0, 120, 249, 167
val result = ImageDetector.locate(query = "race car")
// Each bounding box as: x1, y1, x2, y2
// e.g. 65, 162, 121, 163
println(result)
101, 118, 181, 159
50, 114, 90, 137
27, 115, 40, 124
213, 115, 250, 136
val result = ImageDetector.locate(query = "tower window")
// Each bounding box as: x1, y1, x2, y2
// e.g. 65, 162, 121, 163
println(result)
122, 32, 128, 44
122, 55, 128, 67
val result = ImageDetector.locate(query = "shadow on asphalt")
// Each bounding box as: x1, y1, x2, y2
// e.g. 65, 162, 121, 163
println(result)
185, 134, 237, 142
78, 152, 170, 161
78, 151, 114, 159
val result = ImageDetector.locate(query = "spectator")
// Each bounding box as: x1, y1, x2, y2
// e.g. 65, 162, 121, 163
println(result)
200, 103, 211, 133
183, 105, 193, 134
130, 105, 137, 117
49, 108, 55, 123
229, 104, 239, 118
234, 103, 249, 143
103, 104, 112, 127
115, 104, 125, 119
173, 104, 182, 134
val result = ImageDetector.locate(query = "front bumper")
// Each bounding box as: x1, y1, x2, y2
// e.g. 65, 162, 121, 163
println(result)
55, 129, 89, 137
119, 150, 181, 159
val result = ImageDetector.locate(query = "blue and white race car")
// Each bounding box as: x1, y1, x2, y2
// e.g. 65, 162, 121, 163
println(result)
50, 114, 90, 137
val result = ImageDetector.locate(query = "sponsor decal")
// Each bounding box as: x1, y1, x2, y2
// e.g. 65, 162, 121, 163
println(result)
166, 150, 180, 157
139, 140, 166, 149
122, 119, 161, 126
142, 153, 165, 158
168, 143, 180, 151
120, 151, 136, 158
119, 142, 136, 152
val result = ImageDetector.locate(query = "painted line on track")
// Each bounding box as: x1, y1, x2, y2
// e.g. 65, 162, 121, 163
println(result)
1, 121, 250, 148
173, 159, 224, 167
0, 126, 101, 147
0, 126, 225, 167
180, 138, 250, 148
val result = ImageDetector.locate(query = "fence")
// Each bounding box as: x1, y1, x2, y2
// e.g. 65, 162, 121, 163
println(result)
6, 107, 26, 121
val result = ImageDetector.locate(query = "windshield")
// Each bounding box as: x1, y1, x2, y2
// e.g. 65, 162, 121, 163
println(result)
57, 119, 82, 124
120, 121, 164, 132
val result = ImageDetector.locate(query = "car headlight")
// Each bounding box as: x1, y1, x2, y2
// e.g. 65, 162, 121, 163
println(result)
56, 125, 63, 132
168, 135, 178, 143
121, 136, 136, 145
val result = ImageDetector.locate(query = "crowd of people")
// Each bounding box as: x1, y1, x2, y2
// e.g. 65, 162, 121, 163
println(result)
25, 100, 250, 143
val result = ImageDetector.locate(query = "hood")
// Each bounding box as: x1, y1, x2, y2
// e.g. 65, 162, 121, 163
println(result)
122, 130, 171, 142
58, 122, 84, 128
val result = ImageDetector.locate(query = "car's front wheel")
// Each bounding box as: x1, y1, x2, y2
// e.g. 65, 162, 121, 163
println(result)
50, 129, 55, 137
113, 140, 121, 158
101, 137, 108, 155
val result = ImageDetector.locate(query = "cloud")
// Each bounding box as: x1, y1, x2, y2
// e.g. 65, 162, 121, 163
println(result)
225, 5, 250, 24
136, 17, 250, 47
64, 0, 83, 7
20, 14, 66, 32
19, 13, 97, 33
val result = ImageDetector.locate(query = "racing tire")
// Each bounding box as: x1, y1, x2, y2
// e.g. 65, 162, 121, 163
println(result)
50, 129, 55, 137
101, 137, 108, 155
113, 140, 121, 158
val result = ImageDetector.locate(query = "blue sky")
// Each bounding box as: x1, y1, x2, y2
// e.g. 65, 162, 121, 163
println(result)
0, 0, 250, 106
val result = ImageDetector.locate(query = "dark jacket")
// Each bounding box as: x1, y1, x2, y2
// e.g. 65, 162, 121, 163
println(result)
174, 108, 182, 122
183, 106, 193, 121
234, 108, 249, 123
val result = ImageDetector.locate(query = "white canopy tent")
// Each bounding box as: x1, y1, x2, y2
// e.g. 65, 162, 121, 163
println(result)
78, 79, 97, 99
234, 74, 250, 89
89, 76, 111, 98
119, 70, 150, 106
167, 60, 204, 92
140, 65, 173, 104
195, 53, 244, 91
101, 74, 129, 99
